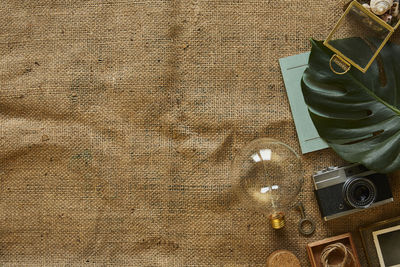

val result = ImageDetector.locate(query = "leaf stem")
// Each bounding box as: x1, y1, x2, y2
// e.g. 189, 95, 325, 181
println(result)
348, 74, 400, 115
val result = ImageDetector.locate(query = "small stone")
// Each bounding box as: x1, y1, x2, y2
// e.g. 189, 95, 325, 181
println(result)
362, 3, 371, 10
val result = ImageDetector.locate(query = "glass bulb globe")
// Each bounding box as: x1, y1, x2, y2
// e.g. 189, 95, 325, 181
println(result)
232, 138, 303, 229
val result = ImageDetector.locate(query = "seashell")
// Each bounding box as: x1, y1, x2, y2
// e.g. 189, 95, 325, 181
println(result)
380, 13, 393, 23
391, 1, 399, 17
371, 0, 394, 15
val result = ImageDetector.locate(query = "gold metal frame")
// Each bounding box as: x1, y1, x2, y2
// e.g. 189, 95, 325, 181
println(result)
329, 54, 351, 74
324, 0, 400, 73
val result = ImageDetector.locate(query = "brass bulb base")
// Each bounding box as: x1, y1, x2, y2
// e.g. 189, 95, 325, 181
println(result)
269, 212, 285, 230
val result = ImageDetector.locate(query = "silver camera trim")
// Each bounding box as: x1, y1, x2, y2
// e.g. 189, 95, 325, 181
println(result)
324, 198, 393, 221
313, 163, 376, 190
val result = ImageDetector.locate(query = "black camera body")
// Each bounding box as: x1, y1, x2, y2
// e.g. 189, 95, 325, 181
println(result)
313, 164, 393, 221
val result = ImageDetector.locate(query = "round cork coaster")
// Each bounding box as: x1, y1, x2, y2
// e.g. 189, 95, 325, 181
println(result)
266, 250, 301, 267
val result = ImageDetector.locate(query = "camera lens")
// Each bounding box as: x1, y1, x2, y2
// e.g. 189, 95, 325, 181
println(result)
343, 178, 377, 209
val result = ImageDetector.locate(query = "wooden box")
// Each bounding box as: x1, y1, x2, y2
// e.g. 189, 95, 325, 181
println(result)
306, 233, 361, 267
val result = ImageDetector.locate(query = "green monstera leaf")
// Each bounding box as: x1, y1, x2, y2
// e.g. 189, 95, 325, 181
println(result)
301, 38, 400, 173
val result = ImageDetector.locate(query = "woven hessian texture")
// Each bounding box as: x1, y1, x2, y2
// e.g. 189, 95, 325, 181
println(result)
1, 0, 400, 266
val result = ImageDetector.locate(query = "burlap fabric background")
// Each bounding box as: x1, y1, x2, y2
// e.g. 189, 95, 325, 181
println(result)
1, 0, 400, 266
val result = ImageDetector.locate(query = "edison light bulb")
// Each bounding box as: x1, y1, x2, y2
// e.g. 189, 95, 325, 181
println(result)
232, 138, 303, 229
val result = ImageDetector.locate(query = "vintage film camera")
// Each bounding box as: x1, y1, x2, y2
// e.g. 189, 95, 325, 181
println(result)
313, 164, 393, 221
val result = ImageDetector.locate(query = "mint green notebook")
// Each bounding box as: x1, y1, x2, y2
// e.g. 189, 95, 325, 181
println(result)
279, 52, 329, 154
